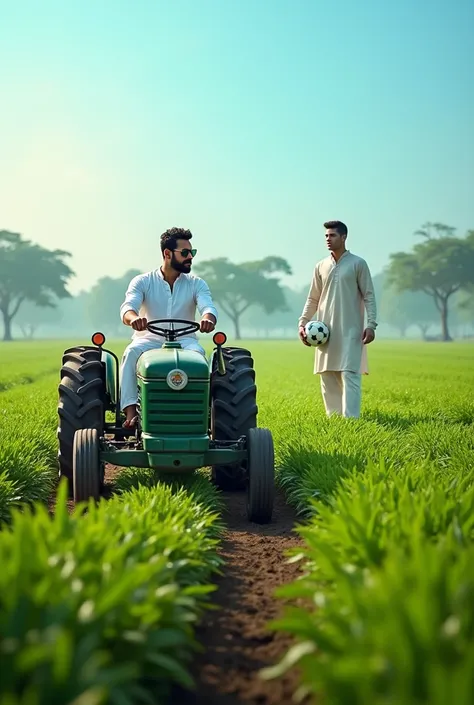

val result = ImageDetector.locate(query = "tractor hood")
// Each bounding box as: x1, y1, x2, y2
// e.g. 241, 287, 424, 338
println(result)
136, 344, 209, 382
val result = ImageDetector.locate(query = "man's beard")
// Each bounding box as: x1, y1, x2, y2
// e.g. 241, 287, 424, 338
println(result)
171, 254, 192, 273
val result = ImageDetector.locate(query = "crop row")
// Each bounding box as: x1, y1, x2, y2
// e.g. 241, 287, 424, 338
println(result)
0, 478, 224, 705
0, 375, 58, 522
264, 374, 474, 703
0, 372, 225, 704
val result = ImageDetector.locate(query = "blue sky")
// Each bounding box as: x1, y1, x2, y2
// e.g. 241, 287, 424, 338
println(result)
1, 0, 473, 295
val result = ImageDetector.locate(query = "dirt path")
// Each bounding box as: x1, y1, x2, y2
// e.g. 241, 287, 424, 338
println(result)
173, 490, 312, 705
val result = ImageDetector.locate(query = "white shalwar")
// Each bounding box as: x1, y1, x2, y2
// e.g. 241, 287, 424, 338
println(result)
298, 251, 377, 418
119, 268, 218, 411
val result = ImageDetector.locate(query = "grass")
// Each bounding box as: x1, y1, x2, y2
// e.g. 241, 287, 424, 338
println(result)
253, 339, 474, 511
0, 375, 59, 521
1, 336, 473, 527
0, 338, 226, 703
251, 339, 474, 704
1, 336, 473, 703
0, 340, 71, 391
261, 459, 474, 704
0, 479, 224, 705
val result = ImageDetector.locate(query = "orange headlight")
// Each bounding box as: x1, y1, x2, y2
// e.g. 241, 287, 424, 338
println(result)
91, 331, 106, 346
213, 332, 227, 345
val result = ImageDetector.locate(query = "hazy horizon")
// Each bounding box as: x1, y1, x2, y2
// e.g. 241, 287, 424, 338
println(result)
1, 0, 473, 296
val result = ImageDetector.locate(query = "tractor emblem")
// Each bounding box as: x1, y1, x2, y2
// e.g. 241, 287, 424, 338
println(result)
166, 368, 188, 390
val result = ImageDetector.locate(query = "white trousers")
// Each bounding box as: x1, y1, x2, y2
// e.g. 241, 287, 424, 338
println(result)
320, 370, 362, 418
120, 337, 206, 410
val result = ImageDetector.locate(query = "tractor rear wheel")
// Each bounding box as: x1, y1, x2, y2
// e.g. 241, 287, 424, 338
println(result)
210, 347, 256, 491
57, 347, 105, 491
246, 427, 275, 524
73, 428, 102, 502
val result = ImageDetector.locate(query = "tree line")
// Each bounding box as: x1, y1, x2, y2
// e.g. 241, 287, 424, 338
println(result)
1, 224, 473, 342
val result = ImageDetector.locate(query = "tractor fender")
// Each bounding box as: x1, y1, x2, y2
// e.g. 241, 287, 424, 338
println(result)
102, 350, 117, 410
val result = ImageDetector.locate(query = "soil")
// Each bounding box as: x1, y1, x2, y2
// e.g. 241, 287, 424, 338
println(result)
171, 489, 313, 705
49, 467, 314, 705
47, 464, 122, 514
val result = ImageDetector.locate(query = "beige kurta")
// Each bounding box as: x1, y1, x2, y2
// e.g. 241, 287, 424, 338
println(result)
298, 251, 377, 375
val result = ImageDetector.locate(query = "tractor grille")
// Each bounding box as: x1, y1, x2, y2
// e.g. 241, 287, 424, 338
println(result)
138, 382, 209, 435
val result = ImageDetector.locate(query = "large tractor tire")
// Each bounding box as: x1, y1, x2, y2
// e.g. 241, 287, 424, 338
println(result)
210, 346, 257, 491
57, 347, 106, 492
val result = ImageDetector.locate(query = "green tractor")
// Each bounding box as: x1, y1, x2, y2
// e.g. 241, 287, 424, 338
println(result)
57, 319, 275, 523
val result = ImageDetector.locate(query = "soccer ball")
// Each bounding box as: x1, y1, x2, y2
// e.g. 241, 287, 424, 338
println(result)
304, 320, 329, 346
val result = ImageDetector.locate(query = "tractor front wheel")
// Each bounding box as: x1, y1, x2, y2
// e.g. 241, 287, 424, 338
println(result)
73, 428, 103, 502
246, 427, 275, 524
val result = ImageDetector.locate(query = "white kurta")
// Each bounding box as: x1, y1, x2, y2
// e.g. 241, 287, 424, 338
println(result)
118, 268, 218, 410
298, 251, 377, 375
120, 268, 218, 342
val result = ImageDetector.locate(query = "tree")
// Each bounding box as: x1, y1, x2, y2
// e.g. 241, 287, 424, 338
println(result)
195, 256, 292, 339
380, 292, 411, 337
86, 269, 141, 336
14, 299, 62, 338
250, 284, 308, 336
456, 289, 474, 327
414, 221, 457, 240
379, 285, 438, 338
0, 230, 74, 341
386, 225, 474, 341
454, 233, 474, 331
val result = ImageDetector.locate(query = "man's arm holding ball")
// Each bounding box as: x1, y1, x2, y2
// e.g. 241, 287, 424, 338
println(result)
298, 267, 322, 346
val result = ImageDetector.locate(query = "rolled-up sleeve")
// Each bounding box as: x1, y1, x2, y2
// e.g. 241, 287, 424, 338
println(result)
120, 274, 145, 322
195, 278, 218, 320
357, 260, 377, 329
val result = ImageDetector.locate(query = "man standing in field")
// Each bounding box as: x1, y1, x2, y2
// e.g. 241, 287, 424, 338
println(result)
119, 227, 218, 427
298, 220, 377, 418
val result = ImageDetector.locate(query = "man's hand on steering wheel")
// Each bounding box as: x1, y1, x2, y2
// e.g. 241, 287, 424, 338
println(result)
131, 316, 148, 331
200, 315, 216, 334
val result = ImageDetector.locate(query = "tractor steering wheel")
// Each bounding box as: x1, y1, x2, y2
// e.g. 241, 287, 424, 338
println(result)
146, 318, 200, 341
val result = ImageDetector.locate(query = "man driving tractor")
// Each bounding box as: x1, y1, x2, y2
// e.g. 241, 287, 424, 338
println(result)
119, 227, 218, 427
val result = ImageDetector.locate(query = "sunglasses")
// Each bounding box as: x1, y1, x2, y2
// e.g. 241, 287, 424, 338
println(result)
173, 248, 197, 258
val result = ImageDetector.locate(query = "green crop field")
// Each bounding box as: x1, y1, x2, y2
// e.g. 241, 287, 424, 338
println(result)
0, 338, 473, 704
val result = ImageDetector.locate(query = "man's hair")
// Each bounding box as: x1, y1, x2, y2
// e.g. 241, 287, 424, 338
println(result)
323, 220, 348, 236
160, 227, 193, 254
